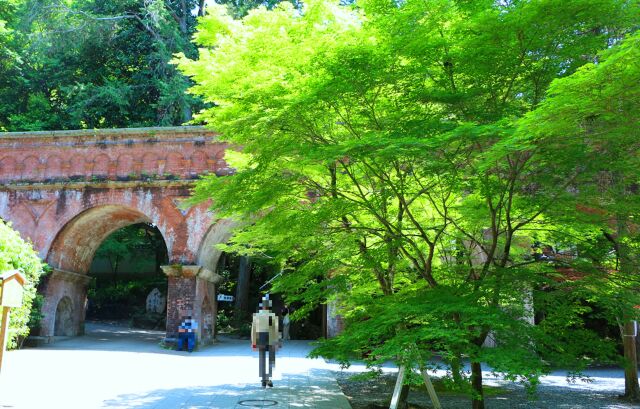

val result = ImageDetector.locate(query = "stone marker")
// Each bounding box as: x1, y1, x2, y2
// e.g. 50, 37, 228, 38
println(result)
146, 288, 166, 314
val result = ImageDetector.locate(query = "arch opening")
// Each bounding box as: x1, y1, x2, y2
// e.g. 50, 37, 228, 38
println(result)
47, 205, 166, 274
87, 222, 169, 328
41, 205, 171, 338
54, 296, 74, 336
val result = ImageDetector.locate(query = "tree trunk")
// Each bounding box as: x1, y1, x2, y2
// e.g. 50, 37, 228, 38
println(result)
622, 321, 640, 401
234, 256, 251, 323
112, 258, 119, 286
471, 361, 485, 409
616, 217, 640, 401
182, 104, 192, 123
451, 354, 464, 386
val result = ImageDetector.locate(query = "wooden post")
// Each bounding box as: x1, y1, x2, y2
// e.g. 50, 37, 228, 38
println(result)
389, 365, 406, 409
0, 306, 11, 373
420, 366, 442, 409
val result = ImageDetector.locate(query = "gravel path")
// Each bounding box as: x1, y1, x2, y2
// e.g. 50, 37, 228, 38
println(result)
335, 369, 640, 409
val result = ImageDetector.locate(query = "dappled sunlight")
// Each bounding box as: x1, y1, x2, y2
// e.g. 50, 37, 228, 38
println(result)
0, 324, 350, 408
105, 372, 347, 408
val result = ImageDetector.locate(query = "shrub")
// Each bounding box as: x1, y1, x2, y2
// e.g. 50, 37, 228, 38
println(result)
0, 220, 45, 349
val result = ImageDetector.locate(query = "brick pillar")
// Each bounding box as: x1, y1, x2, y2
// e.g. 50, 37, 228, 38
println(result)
40, 269, 92, 338
161, 265, 222, 345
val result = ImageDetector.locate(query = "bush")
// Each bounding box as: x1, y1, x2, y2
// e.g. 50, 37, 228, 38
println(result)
131, 311, 165, 330
86, 276, 167, 321
0, 221, 45, 349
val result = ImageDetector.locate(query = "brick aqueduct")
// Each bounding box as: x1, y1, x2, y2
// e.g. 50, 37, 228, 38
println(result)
0, 127, 237, 344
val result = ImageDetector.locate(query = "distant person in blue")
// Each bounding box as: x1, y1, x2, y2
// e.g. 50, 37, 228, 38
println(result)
177, 315, 198, 352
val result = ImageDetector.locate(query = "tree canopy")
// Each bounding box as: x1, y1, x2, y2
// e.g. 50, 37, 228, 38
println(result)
0, 0, 212, 131
178, 0, 639, 407
516, 30, 640, 400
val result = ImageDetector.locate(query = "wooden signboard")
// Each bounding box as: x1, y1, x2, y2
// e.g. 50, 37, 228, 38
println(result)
0, 270, 26, 374
0, 270, 26, 307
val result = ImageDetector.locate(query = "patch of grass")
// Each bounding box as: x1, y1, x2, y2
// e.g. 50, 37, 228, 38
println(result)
344, 371, 509, 398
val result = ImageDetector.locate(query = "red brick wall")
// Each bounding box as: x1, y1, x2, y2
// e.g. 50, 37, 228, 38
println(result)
0, 127, 227, 270
166, 275, 197, 338
0, 127, 233, 340
0, 127, 231, 184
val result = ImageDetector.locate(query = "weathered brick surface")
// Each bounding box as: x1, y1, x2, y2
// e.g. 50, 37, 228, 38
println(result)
166, 275, 197, 338
195, 277, 217, 344
0, 127, 232, 338
0, 127, 231, 184
161, 265, 220, 344
38, 269, 92, 337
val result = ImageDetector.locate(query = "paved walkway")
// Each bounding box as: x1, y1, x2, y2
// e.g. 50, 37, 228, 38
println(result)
0, 322, 352, 409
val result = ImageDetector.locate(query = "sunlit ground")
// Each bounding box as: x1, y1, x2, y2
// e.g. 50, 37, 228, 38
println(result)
0, 322, 350, 409
0, 322, 632, 408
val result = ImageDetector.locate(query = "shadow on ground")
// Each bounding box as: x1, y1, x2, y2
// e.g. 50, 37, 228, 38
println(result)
104, 371, 347, 409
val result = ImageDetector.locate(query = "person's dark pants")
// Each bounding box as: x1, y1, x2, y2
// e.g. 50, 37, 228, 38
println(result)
178, 332, 196, 352
257, 332, 274, 384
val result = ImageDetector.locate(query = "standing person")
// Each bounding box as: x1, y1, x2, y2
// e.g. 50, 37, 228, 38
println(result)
251, 295, 280, 388
282, 305, 290, 341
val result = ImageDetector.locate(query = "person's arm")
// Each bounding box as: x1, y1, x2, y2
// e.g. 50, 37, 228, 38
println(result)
275, 314, 281, 348
251, 315, 257, 350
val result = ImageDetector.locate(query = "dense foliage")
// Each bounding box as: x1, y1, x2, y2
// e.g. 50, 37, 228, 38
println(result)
517, 31, 640, 400
88, 223, 168, 325
92, 223, 168, 282
87, 276, 167, 324
0, 0, 210, 130
0, 220, 44, 349
0, 0, 298, 131
178, 1, 639, 407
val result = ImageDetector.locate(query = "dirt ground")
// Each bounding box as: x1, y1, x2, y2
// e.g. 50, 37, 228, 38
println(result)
334, 372, 640, 409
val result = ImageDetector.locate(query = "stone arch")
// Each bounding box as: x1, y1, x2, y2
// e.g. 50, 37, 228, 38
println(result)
0, 156, 16, 181
45, 155, 63, 179
116, 154, 135, 178
22, 156, 40, 180
196, 218, 235, 275
54, 296, 74, 336
46, 205, 163, 274
41, 205, 172, 337
93, 154, 110, 177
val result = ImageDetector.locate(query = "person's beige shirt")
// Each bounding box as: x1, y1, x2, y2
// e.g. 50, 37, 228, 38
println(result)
251, 310, 279, 346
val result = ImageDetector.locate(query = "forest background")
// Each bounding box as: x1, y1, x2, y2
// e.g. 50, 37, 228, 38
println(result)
0, 0, 280, 131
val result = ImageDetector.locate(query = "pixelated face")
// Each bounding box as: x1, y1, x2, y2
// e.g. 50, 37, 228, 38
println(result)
179, 316, 195, 328
260, 298, 272, 310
